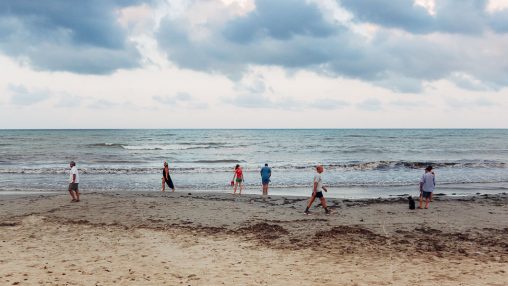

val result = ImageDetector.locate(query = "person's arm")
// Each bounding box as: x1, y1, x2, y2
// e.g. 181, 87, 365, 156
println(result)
322, 185, 328, 192
313, 181, 318, 193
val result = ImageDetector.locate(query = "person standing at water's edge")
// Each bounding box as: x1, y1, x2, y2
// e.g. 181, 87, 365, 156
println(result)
260, 163, 271, 195
68, 161, 80, 203
161, 161, 175, 192
419, 166, 435, 209
304, 165, 330, 215
232, 164, 244, 195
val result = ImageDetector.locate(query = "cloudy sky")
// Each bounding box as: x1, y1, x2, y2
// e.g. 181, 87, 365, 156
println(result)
1, 0, 507, 128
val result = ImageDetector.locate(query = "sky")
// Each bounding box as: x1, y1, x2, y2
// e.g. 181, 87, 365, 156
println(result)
0, 0, 508, 128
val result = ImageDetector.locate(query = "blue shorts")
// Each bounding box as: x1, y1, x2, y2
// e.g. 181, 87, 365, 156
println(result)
422, 191, 432, 199
262, 178, 270, 185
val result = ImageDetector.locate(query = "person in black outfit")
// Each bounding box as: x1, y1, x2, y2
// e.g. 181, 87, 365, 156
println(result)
161, 161, 175, 192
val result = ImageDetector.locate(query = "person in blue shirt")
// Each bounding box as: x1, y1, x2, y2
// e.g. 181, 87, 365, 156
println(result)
260, 163, 272, 195
419, 166, 436, 209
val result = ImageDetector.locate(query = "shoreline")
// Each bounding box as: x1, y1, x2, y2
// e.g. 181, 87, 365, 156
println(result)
1, 185, 507, 200
1, 191, 507, 285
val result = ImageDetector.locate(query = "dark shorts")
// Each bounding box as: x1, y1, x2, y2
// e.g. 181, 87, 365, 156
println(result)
68, 183, 79, 191
314, 191, 323, 198
262, 178, 270, 185
422, 191, 432, 199
235, 178, 243, 183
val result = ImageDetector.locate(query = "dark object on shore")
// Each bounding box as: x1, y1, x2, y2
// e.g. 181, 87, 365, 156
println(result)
408, 196, 416, 210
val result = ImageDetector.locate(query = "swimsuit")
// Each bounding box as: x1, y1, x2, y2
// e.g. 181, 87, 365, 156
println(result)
163, 168, 174, 189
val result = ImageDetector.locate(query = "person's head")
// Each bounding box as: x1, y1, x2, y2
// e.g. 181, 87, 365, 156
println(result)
264, 163, 268, 167
164, 161, 168, 167
69, 161, 75, 167
425, 165, 433, 172
235, 164, 240, 170
316, 165, 324, 173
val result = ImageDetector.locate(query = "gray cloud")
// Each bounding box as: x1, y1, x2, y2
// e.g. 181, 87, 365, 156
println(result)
489, 9, 508, 33
156, 0, 342, 77
156, 0, 508, 93
223, 0, 335, 43
340, 0, 491, 35
0, 0, 147, 74
8, 84, 50, 105
339, 0, 436, 34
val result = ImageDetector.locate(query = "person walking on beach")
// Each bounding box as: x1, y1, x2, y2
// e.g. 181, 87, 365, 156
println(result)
260, 163, 271, 195
419, 166, 435, 209
232, 164, 244, 195
68, 161, 80, 203
161, 161, 175, 192
304, 165, 330, 215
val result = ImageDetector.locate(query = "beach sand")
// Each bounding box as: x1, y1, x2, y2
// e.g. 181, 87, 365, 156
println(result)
1, 191, 507, 285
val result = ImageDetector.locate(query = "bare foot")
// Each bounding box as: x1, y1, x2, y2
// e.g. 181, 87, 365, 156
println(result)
71, 199, 77, 202
172, 189, 175, 192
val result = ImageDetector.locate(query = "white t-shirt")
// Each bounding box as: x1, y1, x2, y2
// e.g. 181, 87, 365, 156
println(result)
69, 166, 80, 183
420, 172, 435, 193
314, 173, 323, 192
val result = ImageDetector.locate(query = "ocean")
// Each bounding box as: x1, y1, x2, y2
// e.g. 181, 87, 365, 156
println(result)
0, 129, 507, 198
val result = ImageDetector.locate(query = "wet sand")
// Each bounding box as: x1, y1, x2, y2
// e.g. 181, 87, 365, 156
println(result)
1, 191, 507, 285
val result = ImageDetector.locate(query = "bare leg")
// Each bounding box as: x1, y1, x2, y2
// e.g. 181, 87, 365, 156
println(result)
425, 197, 430, 209
430, 192, 433, 202
319, 197, 328, 209
233, 182, 238, 194
68, 189, 76, 201
419, 194, 423, 209
75, 190, 80, 202
161, 178, 165, 192
239, 182, 243, 195
306, 194, 316, 209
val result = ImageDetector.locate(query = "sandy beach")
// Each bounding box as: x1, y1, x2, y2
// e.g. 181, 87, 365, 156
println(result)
1, 191, 507, 285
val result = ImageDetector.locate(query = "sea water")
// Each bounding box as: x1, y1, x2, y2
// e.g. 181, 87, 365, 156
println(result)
0, 129, 507, 198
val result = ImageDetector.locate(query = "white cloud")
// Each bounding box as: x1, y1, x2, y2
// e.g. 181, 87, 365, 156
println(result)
357, 98, 383, 111
486, 0, 508, 13
8, 84, 50, 106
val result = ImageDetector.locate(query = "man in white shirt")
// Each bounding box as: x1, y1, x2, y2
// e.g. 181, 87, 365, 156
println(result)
304, 165, 330, 215
68, 161, 80, 202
